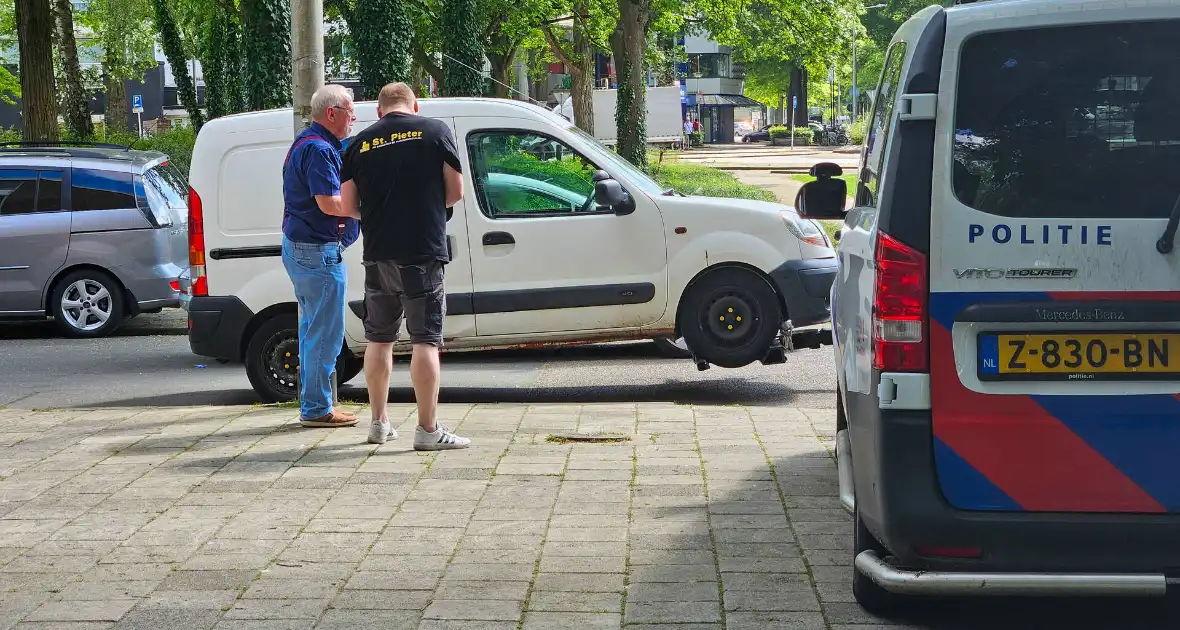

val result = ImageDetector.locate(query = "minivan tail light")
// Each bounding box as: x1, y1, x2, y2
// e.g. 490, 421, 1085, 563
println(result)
872, 231, 928, 372
188, 185, 208, 297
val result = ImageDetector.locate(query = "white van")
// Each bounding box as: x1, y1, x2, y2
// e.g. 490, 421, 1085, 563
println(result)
794, 0, 1180, 614
186, 98, 837, 401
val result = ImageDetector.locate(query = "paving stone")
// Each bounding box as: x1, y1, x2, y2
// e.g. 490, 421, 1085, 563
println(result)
433, 580, 530, 601
624, 601, 722, 624
111, 608, 224, 630
538, 555, 624, 574
449, 549, 536, 565
725, 611, 830, 629
242, 578, 345, 599
57, 581, 160, 600
544, 528, 626, 543
26, 599, 137, 622
440, 563, 535, 582
136, 590, 240, 609
724, 588, 821, 612
157, 571, 257, 591
421, 600, 523, 621
531, 573, 624, 593
628, 549, 715, 566
628, 564, 718, 583
416, 622, 517, 630
453, 536, 542, 552
541, 541, 626, 557
520, 612, 621, 629
311, 610, 419, 630
330, 590, 433, 610
625, 582, 719, 603
821, 602, 906, 626
211, 621, 315, 630
357, 555, 449, 573
224, 599, 330, 620
718, 557, 808, 573
343, 571, 443, 591
526, 591, 621, 613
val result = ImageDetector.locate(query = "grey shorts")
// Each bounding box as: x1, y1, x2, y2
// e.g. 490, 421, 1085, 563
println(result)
362, 260, 446, 346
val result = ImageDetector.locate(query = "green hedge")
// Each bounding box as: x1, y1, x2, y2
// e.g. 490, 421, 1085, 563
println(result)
850, 118, 868, 145
647, 162, 777, 202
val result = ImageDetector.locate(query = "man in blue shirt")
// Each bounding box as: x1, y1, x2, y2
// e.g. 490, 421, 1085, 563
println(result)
282, 84, 362, 427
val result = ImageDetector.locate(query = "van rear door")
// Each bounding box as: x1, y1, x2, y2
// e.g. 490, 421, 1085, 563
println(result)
930, 10, 1180, 514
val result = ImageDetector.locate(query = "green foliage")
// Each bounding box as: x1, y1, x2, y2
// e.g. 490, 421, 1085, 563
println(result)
153, 0, 204, 129
79, 0, 158, 82
242, 0, 291, 109
0, 66, 19, 105
613, 46, 646, 167
441, 0, 485, 96
354, 0, 414, 95
849, 117, 868, 145
648, 162, 777, 203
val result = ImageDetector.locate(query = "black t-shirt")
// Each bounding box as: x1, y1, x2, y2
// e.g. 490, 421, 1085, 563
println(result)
340, 112, 462, 264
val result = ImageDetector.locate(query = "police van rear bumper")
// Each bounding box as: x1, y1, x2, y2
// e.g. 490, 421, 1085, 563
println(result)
841, 400, 1180, 597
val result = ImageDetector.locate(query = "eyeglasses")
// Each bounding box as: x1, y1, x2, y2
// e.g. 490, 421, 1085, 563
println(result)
330, 106, 356, 119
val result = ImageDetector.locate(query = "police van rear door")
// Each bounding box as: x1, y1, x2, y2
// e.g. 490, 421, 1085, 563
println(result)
929, 4, 1180, 515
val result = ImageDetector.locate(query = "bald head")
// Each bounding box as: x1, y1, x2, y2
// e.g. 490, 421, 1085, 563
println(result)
378, 82, 417, 117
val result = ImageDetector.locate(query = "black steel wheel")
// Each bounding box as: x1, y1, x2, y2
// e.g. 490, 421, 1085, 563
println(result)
678, 267, 782, 368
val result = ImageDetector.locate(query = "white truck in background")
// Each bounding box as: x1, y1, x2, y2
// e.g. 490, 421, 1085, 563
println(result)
555, 85, 684, 147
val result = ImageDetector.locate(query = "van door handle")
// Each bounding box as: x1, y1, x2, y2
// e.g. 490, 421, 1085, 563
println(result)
482, 232, 515, 246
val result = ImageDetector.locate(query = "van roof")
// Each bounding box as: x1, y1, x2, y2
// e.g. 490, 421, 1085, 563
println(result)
200, 97, 574, 134
946, 0, 1157, 17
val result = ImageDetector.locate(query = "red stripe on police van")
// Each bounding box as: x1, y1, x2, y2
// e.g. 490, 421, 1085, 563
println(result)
930, 321, 1166, 513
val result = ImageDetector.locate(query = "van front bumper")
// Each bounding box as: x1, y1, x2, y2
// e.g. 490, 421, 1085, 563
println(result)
769, 258, 837, 327
188, 296, 254, 362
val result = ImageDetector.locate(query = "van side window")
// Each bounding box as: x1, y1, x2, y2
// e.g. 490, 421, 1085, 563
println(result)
0, 169, 61, 215
857, 42, 908, 209
953, 20, 1180, 218
466, 131, 600, 219
72, 168, 137, 211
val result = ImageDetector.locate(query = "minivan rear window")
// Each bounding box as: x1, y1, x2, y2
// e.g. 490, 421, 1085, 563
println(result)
72, 168, 137, 211
952, 20, 1180, 219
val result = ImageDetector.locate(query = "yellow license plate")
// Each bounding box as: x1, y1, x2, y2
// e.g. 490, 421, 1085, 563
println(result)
978, 332, 1180, 381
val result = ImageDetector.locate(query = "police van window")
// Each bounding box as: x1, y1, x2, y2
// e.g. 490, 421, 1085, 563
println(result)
857, 42, 907, 209
952, 20, 1180, 219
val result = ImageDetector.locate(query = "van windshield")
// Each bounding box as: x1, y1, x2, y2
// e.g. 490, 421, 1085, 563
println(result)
567, 126, 665, 197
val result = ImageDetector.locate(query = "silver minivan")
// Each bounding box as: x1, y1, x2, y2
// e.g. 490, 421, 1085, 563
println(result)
0, 144, 189, 337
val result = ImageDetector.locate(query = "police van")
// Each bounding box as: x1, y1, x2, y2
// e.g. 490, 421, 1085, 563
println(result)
186, 98, 838, 401
794, 0, 1180, 613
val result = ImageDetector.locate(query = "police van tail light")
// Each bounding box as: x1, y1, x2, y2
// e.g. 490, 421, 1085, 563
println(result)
872, 231, 928, 372
188, 185, 208, 297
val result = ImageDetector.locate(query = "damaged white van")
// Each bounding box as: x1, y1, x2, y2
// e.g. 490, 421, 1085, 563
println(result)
186, 98, 836, 401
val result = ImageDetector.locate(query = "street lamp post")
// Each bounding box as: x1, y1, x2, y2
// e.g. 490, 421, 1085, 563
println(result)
851, 3, 887, 123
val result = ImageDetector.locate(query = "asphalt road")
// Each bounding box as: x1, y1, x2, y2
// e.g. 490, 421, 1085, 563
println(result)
0, 318, 836, 410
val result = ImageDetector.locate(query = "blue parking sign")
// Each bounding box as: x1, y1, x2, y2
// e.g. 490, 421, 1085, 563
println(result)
132, 94, 143, 113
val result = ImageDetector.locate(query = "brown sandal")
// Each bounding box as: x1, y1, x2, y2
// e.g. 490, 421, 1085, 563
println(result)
300, 410, 359, 427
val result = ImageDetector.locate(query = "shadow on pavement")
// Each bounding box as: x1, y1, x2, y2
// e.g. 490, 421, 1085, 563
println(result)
81, 381, 830, 409
662, 444, 1180, 629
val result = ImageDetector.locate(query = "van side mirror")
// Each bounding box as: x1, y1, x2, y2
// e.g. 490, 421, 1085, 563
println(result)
595, 178, 633, 215
794, 162, 847, 220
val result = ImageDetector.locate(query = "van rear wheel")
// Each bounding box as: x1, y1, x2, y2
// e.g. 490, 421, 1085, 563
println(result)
245, 312, 367, 403
852, 504, 908, 617
246, 313, 301, 403
678, 267, 782, 368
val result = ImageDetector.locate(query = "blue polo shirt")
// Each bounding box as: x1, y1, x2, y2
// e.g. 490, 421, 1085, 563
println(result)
281, 122, 360, 247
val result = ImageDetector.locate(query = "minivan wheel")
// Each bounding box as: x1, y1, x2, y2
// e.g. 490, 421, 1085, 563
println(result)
245, 312, 366, 403
50, 270, 125, 338
652, 336, 692, 359
678, 267, 782, 368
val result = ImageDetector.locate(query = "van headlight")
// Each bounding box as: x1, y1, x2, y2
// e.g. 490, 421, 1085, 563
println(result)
780, 210, 828, 248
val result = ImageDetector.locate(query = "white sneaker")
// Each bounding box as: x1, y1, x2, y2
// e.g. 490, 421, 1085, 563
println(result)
367, 419, 397, 445
414, 424, 471, 451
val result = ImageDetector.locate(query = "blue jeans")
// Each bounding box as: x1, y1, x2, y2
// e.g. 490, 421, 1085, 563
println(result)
281, 236, 346, 420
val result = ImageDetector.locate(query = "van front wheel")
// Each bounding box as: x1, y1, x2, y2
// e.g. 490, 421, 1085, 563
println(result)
678, 267, 782, 368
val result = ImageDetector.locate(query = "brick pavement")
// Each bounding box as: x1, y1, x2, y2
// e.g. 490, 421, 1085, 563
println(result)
0, 402, 897, 630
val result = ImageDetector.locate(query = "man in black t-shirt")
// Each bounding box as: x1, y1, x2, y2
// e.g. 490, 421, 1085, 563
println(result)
340, 82, 469, 451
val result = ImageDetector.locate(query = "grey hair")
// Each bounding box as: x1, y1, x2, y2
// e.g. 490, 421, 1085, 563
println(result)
310, 84, 353, 119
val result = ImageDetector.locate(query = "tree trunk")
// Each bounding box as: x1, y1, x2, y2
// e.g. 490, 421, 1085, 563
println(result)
15, 0, 58, 142
241, 0, 292, 110
53, 0, 92, 138
154, 0, 204, 128
441, 0, 485, 96
610, 0, 649, 167
353, 0, 413, 97
411, 61, 425, 97
412, 42, 444, 94
104, 64, 127, 133
541, 6, 594, 134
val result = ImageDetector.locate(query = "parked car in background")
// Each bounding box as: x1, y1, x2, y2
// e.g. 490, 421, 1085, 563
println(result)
742, 125, 772, 143
0, 143, 187, 337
